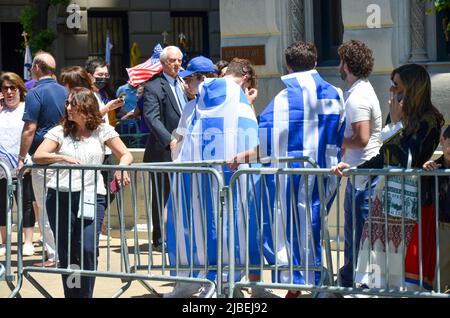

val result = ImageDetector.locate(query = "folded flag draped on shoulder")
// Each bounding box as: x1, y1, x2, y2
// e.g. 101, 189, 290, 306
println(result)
167, 78, 261, 281
258, 70, 346, 285
126, 44, 163, 87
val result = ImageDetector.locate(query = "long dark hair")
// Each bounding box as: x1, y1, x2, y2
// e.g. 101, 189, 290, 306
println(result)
62, 87, 103, 138
392, 64, 444, 135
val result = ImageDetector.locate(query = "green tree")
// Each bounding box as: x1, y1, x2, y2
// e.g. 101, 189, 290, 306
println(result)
19, 0, 70, 52
426, 0, 450, 42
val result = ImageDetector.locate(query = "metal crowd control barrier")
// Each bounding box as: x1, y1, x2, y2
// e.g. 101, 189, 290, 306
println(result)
227, 166, 450, 299
332, 168, 450, 298
11, 164, 224, 298
227, 165, 335, 298
8, 161, 450, 298
0, 162, 15, 297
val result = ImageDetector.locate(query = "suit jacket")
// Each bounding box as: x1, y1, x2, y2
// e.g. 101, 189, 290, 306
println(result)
142, 73, 182, 162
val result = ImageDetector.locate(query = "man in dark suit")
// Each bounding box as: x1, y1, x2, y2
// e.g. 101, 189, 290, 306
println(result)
142, 46, 187, 251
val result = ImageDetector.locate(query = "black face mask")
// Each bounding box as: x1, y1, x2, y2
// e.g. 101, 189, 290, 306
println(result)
95, 77, 109, 90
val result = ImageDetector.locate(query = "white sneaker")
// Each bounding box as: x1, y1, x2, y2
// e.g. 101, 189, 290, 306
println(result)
251, 286, 281, 298
0, 245, 5, 257
163, 282, 203, 298
22, 244, 35, 256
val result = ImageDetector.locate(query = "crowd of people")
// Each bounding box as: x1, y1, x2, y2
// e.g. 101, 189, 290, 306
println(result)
0, 38, 448, 298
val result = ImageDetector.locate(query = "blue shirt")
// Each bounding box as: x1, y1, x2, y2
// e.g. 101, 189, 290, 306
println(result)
22, 78, 68, 155
116, 84, 138, 113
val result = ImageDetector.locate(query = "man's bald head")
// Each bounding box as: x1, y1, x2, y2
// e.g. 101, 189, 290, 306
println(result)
33, 51, 56, 76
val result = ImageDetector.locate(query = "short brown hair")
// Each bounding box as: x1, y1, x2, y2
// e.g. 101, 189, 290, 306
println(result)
60, 66, 94, 91
0, 72, 27, 102
62, 87, 103, 137
225, 58, 257, 89
285, 41, 317, 72
338, 40, 374, 78
33, 51, 56, 76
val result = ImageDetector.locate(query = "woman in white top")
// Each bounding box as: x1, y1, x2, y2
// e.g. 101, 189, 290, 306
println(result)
0, 72, 36, 257
33, 87, 133, 298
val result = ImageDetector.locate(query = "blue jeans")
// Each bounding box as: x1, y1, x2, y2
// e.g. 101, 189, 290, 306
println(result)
46, 189, 106, 298
339, 178, 376, 287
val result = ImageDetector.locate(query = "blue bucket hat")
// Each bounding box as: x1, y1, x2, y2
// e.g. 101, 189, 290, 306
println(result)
179, 56, 217, 78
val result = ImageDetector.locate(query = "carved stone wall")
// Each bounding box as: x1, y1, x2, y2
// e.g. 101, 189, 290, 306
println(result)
289, 0, 305, 43
409, 0, 428, 62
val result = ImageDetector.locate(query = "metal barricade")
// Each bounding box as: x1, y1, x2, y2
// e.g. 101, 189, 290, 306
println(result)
330, 168, 450, 298
227, 164, 335, 298
0, 162, 15, 297
227, 165, 450, 298
11, 164, 225, 298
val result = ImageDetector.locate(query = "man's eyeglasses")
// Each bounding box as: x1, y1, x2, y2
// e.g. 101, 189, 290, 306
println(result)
1, 85, 18, 93
94, 73, 110, 78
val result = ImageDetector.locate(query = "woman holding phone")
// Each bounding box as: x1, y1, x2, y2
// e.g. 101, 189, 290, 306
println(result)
0, 72, 36, 257
332, 64, 445, 291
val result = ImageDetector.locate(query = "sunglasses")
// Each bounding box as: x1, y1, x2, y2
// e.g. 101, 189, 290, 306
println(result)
1, 85, 18, 93
65, 99, 77, 108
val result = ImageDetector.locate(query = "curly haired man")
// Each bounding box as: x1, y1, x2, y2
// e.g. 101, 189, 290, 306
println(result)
337, 40, 382, 287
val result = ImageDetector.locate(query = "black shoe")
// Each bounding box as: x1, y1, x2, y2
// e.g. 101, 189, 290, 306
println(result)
152, 243, 166, 253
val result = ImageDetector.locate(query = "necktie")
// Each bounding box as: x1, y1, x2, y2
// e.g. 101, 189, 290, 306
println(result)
174, 80, 187, 110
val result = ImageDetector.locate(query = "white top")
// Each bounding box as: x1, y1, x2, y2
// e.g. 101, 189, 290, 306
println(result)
344, 79, 382, 167
0, 102, 29, 178
45, 124, 119, 194
94, 93, 113, 155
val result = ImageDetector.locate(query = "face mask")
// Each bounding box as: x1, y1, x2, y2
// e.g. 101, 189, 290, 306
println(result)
95, 77, 109, 90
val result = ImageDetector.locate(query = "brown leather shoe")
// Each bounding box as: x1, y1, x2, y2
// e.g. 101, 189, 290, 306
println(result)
33, 260, 57, 267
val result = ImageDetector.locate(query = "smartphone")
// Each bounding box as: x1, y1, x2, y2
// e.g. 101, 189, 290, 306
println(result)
109, 179, 120, 194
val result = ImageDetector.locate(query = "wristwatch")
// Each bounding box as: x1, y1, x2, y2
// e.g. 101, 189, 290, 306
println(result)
18, 155, 26, 161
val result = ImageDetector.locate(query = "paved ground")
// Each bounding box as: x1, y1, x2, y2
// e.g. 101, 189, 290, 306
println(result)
3, 231, 324, 298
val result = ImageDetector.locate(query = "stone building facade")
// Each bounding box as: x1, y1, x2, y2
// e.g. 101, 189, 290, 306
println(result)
0, 0, 448, 121
221, 0, 449, 121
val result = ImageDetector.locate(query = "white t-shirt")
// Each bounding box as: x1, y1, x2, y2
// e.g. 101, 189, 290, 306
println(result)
344, 79, 382, 167
0, 102, 29, 178
45, 124, 119, 195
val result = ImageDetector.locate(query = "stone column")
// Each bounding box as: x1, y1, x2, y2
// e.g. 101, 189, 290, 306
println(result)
409, 0, 428, 62
289, 0, 305, 43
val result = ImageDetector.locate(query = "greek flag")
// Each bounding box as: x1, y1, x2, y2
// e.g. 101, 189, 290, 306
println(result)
105, 30, 113, 66
23, 44, 32, 81
167, 78, 260, 281
258, 70, 346, 284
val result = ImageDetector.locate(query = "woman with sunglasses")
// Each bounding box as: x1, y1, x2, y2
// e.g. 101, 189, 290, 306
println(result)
0, 72, 36, 257
33, 87, 133, 298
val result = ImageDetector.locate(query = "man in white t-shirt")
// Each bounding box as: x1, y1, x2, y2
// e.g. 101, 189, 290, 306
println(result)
337, 40, 382, 287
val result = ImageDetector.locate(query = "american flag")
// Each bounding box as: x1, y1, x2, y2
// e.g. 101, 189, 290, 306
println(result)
126, 44, 163, 87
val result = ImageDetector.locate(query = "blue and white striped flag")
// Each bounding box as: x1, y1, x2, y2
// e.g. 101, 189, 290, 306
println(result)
23, 44, 32, 81
258, 70, 346, 285
167, 78, 261, 282
105, 30, 113, 66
